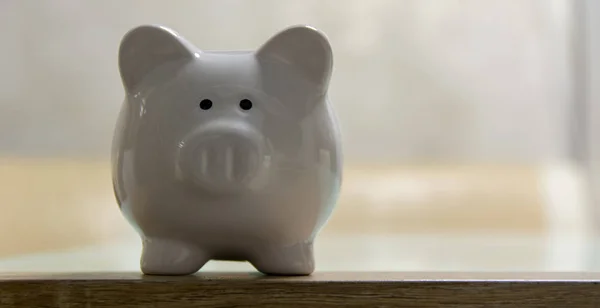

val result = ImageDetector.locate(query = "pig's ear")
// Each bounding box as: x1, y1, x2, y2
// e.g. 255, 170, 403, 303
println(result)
118, 25, 196, 93
255, 25, 333, 93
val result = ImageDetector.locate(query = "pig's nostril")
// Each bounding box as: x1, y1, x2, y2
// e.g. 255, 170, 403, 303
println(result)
200, 149, 208, 175
233, 145, 250, 181
225, 146, 234, 180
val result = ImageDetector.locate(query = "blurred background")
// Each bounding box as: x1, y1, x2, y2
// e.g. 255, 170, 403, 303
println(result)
1, 0, 599, 272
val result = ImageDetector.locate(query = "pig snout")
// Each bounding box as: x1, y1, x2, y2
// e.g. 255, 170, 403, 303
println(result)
176, 121, 266, 193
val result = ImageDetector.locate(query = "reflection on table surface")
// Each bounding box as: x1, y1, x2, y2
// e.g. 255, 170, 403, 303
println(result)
0, 158, 594, 272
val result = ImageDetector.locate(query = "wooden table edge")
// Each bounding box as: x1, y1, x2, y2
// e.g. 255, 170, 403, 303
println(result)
3, 272, 600, 307
2, 271, 600, 281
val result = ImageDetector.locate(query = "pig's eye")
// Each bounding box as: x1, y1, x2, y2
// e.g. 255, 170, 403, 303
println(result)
199, 99, 213, 110
239, 99, 253, 111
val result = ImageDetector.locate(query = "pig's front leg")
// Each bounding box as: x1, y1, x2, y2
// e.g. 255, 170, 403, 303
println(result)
140, 238, 208, 275
250, 242, 315, 276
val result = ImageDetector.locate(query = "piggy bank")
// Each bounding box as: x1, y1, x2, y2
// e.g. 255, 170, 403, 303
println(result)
111, 24, 342, 276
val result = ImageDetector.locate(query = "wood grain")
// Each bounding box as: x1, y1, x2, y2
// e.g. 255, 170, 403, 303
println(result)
1, 272, 600, 307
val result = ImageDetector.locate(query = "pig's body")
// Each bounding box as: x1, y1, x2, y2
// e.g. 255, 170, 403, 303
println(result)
111, 25, 342, 275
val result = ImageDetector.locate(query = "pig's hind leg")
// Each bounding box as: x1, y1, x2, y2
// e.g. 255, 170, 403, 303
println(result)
250, 242, 315, 276
140, 238, 209, 275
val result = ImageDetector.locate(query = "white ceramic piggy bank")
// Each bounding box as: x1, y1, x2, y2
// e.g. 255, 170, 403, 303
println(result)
111, 24, 342, 276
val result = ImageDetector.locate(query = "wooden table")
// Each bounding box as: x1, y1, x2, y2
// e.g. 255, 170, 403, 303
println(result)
0, 158, 595, 306
2, 271, 600, 307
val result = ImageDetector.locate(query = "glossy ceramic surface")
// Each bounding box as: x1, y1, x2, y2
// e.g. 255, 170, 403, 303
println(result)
111, 24, 342, 276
